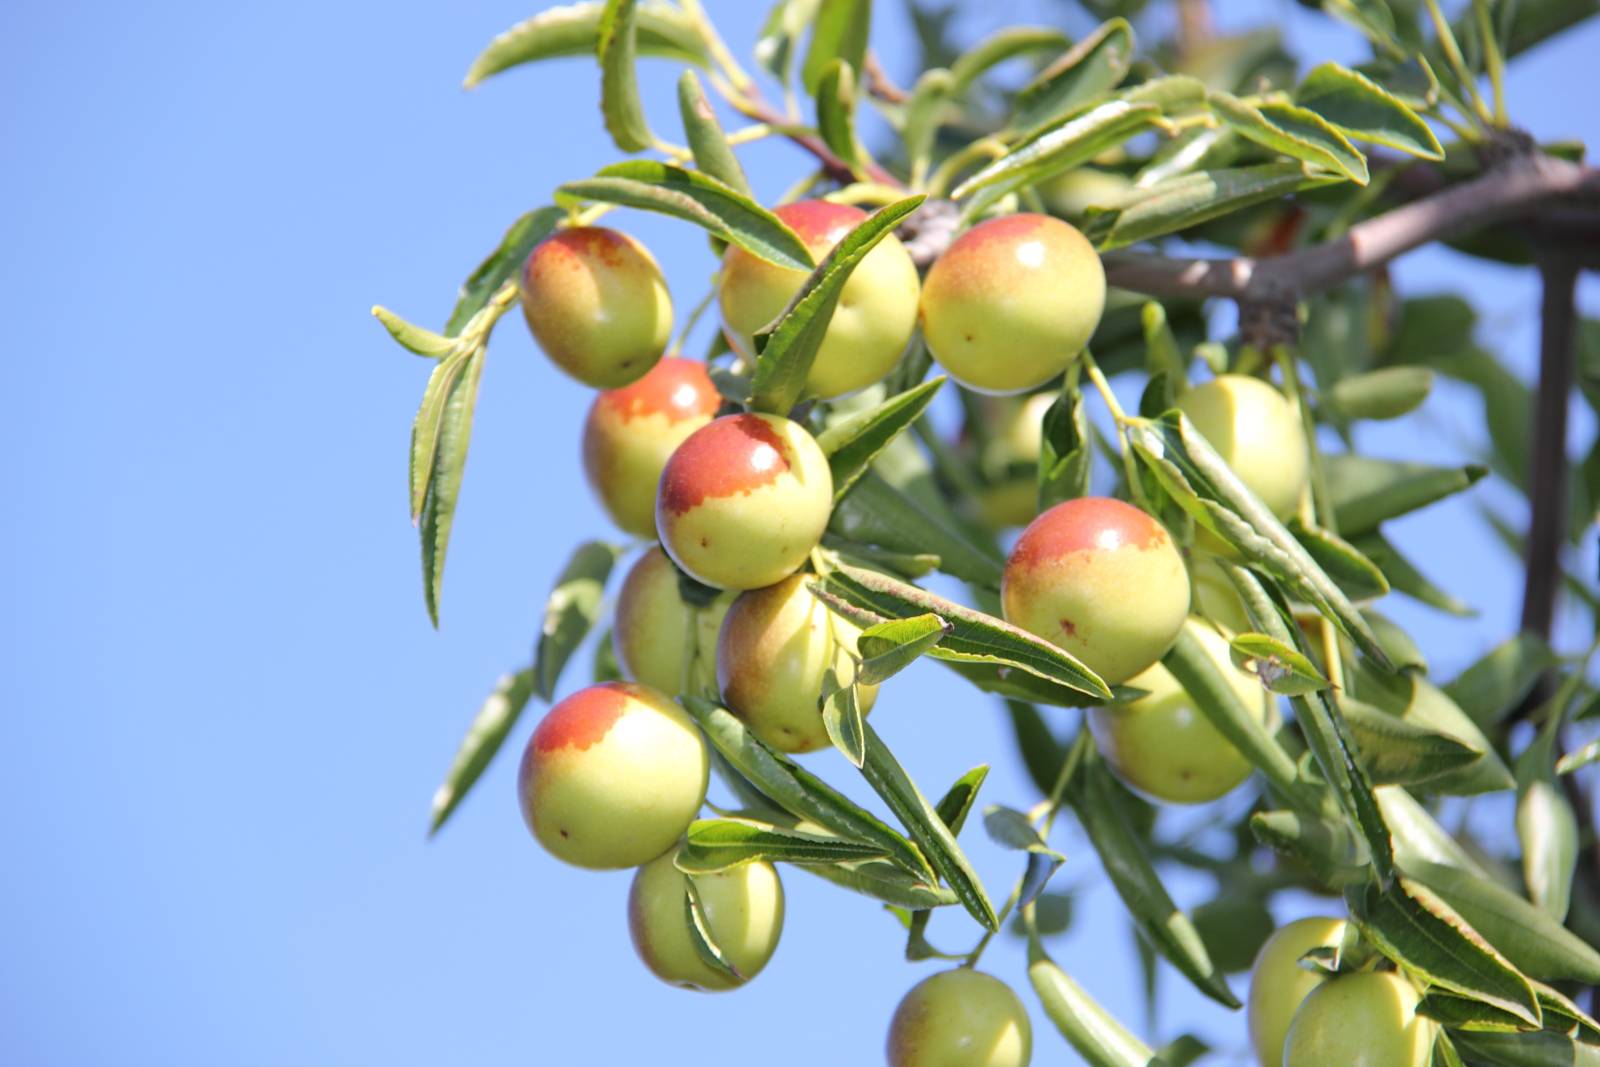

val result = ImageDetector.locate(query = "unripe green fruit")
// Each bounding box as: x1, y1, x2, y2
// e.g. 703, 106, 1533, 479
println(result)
1284, 971, 1434, 1067
1247, 916, 1347, 1067
628, 845, 785, 991
1039, 167, 1131, 221
520, 226, 673, 388
656, 412, 833, 591
613, 547, 732, 696
517, 681, 707, 869
583, 357, 722, 537
717, 574, 878, 753
887, 968, 1033, 1067
920, 213, 1106, 395
1088, 619, 1271, 804
719, 200, 920, 400
971, 392, 1054, 530
1189, 552, 1252, 633
1002, 497, 1189, 685
1177, 374, 1308, 520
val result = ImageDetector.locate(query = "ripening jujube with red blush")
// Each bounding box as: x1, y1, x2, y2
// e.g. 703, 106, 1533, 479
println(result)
920, 213, 1106, 395
520, 226, 673, 389
516, 681, 707, 869
582, 356, 722, 538
716, 574, 877, 753
613, 546, 732, 696
1002, 497, 1189, 685
1088, 619, 1275, 804
887, 968, 1033, 1067
628, 845, 785, 992
656, 412, 833, 591
1177, 374, 1308, 521
718, 199, 920, 400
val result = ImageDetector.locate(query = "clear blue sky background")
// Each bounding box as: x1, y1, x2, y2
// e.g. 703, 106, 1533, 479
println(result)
3, 1, 1596, 1064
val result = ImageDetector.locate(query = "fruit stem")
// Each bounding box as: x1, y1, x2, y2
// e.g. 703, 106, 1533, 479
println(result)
1079, 348, 1131, 428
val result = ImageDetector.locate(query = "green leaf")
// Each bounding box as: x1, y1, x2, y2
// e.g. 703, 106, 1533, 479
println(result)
1028, 941, 1166, 1067
1250, 808, 1371, 889
1296, 63, 1445, 161
983, 804, 1065, 908
1230, 632, 1332, 695
800, 0, 871, 95
1209, 91, 1369, 184
677, 71, 750, 195
1379, 786, 1488, 877
948, 26, 1070, 95
1349, 877, 1542, 1027
749, 195, 925, 414
932, 765, 989, 834
1355, 672, 1514, 795
1324, 366, 1436, 420
815, 60, 872, 176
410, 348, 472, 521
799, 857, 959, 910
559, 161, 813, 271
817, 377, 946, 501
373, 306, 455, 357
1340, 697, 1486, 787
592, 627, 621, 683
681, 696, 933, 879
597, 0, 653, 153
428, 668, 537, 834
1092, 164, 1340, 250
856, 613, 951, 685
954, 100, 1162, 207
859, 720, 999, 930
1142, 302, 1187, 395
1324, 456, 1488, 538
676, 817, 886, 872
1405, 860, 1600, 985
1557, 739, 1600, 775
1013, 19, 1136, 133
682, 874, 744, 983
831, 471, 1006, 586
901, 68, 955, 181
1292, 521, 1392, 601
444, 207, 564, 336
1517, 774, 1578, 922
819, 667, 867, 767
1315, 0, 1422, 55
1452, 1031, 1600, 1067
754, 0, 821, 86
1444, 634, 1556, 730
1038, 380, 1091, 511
1071, 756, 1239, 1008
534, 541, 624, 700
462, 1, 710, 87
814, 563, 1112, 700
417, 349, 486, 625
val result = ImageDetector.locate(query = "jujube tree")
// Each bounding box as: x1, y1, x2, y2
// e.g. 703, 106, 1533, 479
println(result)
374, 1, 1600, 1064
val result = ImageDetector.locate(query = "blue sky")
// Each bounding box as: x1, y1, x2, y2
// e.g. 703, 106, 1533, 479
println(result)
3, 1, 1596, 1064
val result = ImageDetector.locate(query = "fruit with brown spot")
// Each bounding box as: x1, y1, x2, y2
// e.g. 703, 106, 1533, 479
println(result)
1001, 497, 1189, 685
516, 682, 707, 869
628, 844, 784, 992
887, 969, 1033, 1067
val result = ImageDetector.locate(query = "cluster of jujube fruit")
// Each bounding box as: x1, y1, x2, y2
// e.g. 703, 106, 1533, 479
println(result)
508, 191, 1411, 1065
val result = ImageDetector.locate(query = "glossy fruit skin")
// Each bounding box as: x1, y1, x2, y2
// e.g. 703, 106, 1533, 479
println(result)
971, 392, 1055, 530
613, 547, 732, 696
1177, 375, 1308, 520
717, 574, 878, 753
920, 213, 1106, 395
887, 968, 1033, 1067
718, 200, 920, 400
1039, 167, 1131, 221
1002, 497, 1189, 685
1284, 971, 1434, 1067
1189, 552, 1252, 633
1247, 916, 1348, 1067
628, 845, 785, 992
582, 357, 722, 537
517, 681, 707, 869
521, 226, 673, 389
656, 412, 833, 591
1088, 619, 1272, 804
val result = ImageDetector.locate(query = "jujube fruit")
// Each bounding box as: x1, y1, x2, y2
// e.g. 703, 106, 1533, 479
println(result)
1087, 619, 1272, 804
516, 681, 707, 869
718, 199, 920, 400
656, 412, 833, 591
583, 356, 722, 537
1177, 374, 1308, 520
1039, 167, 1131, 221
628, 845, 784, 991
717, 574, 878, 753
887, 968, 1033, 1067
1284, 971, 1434, 1067
1002, 497, 1189, 685
520, 226, 673, 388
613, 546, 732, 696
1246, 916, 1348, 1067
920, 213, 1106, 395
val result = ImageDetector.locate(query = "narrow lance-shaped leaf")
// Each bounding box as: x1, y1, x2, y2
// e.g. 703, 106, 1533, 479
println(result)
410, 347, 473, 522
1028, 933, 1167, 1067
462, 1, 711, 87
429, 668, 537, 834
1142, 301, 1186, 397
1452, 1030, 1600, 1067
682, 875, 744, 983
800, 0, 871, 95
1516, 674, 1583, 922
749, 195, 925, 415
754, 0, 822, 86
819, 667, 867, 768
1324, 455, 1488, 538
901, 68, 955, 182
597, 0, 654, 153
560, 161, 813, 271
1292, 521, 1391, 602
419, 349, 486, 625
1091, 165, 1341, 250
952, 100, 1162, 202
799, 858, 958, 910
904, 764, 990, 960
948, 26, 1070, 95
859, 720, 999, 931
817, 376, 946, 501
1339, 697, 1486, 787
1296, 62, 1445, 160
1229, 632, 1332, 696
1209, 90, 1369, 184
815, 60, 872, 176
676, 70, 750, 195
373, 306, 455, 357
856, 614, 951, 685
1012, 18, 1136, 133
831, 470, 1005, 587
445, 207, 564, 336
983, 805, 1065, 909
535, 541, 625, 699
675, 818, 888, 872
1038, 378, 1091, 511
